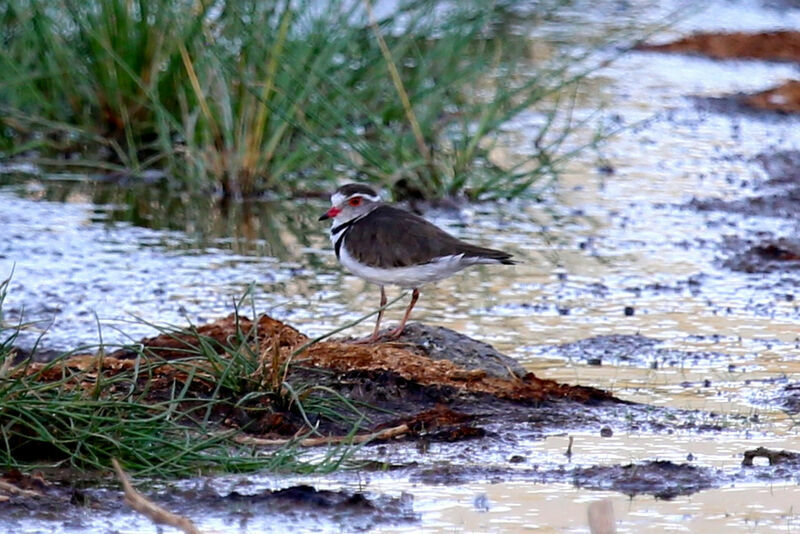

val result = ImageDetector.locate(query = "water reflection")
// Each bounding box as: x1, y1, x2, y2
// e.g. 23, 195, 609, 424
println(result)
0, 172, 323, 259
0, 172, 336, 352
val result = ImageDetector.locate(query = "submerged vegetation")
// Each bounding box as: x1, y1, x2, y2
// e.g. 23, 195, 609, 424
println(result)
0, 0, 620, 200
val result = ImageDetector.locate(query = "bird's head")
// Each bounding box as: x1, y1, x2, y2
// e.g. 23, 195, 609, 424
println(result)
319, 183, 382, 223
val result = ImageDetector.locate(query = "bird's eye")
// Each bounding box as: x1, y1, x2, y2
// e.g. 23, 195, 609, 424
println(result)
348, 197, 362, 207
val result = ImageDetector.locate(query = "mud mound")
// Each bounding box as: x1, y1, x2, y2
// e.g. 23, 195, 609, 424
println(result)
15, 314, 618, 441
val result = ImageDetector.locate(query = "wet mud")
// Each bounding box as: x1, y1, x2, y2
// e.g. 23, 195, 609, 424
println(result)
5, 313, 800, 526
0, 471, 415, 531
638, 30, 800, 113
719, 236, 800, 273
401, 450, 800, 500
637, 30, 800, 62
688, 150, 800, 274
533, 334, 734, 369
571, 461, 719, 500
16, 313, 619, 441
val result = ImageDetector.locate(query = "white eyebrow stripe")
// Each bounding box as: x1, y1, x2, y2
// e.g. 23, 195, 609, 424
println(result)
346, 193, 381, 203
332, 192, 382, 205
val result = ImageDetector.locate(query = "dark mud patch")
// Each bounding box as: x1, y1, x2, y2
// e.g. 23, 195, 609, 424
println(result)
408, 453, 800, 499
690, 192, 800, 219
688, 150, 800, 275
572, 461, 718, 499
740, 448, 800, 484
720, 235, 800, 273
756, 150, 800, 188
184, 484, 416, 530
407, 460, 721, 499
691, 91, 800, 116
690, 150, 800, 219
0, 474, 415, 531
772, 383, 800, 414
530, 334, 734, 369
742, 447, 800, 467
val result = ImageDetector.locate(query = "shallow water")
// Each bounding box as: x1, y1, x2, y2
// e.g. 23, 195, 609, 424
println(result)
3, 0, 800, 532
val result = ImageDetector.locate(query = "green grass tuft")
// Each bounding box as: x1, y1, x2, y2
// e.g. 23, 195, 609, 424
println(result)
0, 281, 373, 477
0, 0, 629, 199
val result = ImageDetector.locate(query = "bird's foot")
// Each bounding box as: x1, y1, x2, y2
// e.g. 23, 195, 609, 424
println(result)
349, 326, 405, 344
350, 333, 383, 345
385, 325, 406, 339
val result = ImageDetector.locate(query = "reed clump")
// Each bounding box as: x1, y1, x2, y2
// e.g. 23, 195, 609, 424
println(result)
0, 0, 619, 199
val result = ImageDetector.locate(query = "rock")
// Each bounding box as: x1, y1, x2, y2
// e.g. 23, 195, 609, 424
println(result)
396, 323, 528, 380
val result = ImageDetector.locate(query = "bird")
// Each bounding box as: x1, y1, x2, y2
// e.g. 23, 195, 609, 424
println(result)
319, 183, 515, 342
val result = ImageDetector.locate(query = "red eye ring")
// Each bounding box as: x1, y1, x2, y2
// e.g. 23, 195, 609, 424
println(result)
348, 197, 362, 207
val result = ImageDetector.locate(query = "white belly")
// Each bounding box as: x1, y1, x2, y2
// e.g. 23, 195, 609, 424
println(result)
338, 244, 485, 288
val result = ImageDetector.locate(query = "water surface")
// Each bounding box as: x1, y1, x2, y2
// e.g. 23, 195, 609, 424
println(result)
2, 0, 800, 531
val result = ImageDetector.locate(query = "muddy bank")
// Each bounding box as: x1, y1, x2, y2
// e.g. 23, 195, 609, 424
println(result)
103, 314, 619, 434
9, 314, 624, 462
7, 447, 800, 531
4, 312, 795, 523
7, 438, 800, 520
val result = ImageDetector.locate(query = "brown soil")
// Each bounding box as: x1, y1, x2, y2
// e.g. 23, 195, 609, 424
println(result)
7, 318, 800, 520
637, 31, 800, 113
743, 80, 800, 113
14, 314, 617, 441
637, 30, 800, 62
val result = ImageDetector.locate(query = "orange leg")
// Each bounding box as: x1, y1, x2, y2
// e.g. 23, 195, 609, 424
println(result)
354, 285, 387, 344
388, 288, 419, 338
370, 285, 387, 340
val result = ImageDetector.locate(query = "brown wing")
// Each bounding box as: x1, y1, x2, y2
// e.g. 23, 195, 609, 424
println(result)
345, 205, 514, 268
